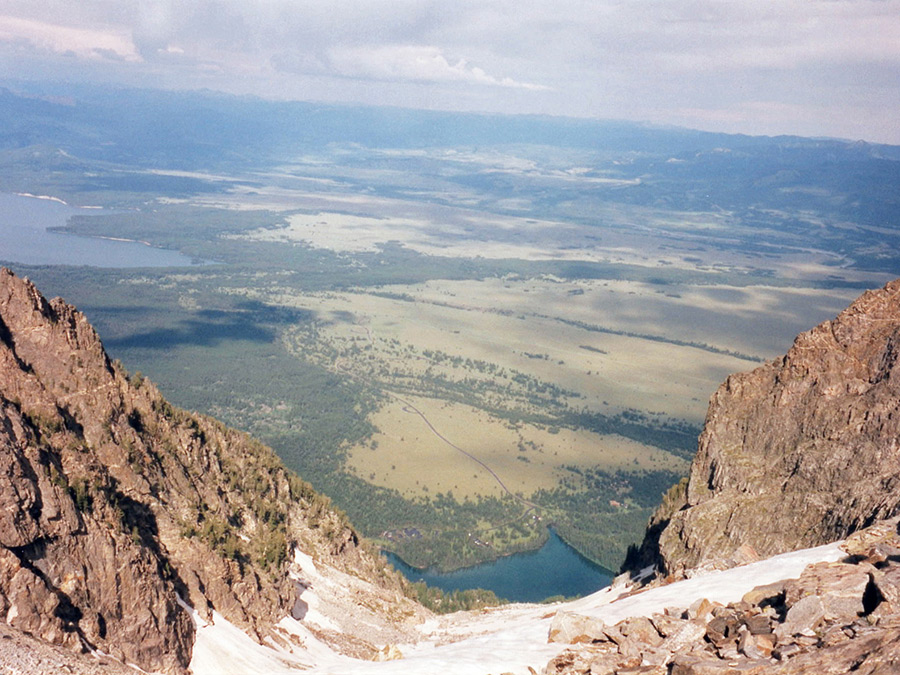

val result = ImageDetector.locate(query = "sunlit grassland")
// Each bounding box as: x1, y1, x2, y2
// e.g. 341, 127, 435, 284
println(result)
5, 88, 900, 577
220, 274, 859, 516
22, 189, 872, 572
346, 394, 684, 501
253, 276, 859, 423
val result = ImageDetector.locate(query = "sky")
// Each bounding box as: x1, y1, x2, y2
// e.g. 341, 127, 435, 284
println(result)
1, 0, 899, 144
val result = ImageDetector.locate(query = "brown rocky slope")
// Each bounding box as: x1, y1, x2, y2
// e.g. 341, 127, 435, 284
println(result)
546, 518, 900, 675
630, 278, 900, 576
0, 267, 419, 673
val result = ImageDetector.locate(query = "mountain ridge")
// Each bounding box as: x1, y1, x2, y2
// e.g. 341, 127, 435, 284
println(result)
0, 267, 422, 673
629, 278, 900, 576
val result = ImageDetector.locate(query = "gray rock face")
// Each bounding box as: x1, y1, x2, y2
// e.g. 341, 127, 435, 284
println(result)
635, 279, 900, 575
0, 270, 194, 672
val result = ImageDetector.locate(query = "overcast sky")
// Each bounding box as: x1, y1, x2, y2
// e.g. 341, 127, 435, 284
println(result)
1, 1, 898, 144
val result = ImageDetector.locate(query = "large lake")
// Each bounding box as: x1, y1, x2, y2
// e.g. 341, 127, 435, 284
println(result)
385, 529, 612, 603
0, 193, 199, 268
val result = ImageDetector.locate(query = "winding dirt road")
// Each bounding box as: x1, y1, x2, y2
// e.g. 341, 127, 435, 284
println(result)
387, 391, 538, 510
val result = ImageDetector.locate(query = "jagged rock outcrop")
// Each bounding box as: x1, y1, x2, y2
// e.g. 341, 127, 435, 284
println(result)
631, 279, 900, 576
0, 268, 418, 673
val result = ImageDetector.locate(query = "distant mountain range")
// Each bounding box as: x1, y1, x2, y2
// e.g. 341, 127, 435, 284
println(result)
2, 81, 900, 167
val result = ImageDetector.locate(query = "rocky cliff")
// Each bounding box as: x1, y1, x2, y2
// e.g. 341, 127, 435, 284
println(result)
0, 268, 419, 673
544, 280, 900, 675
631, 278, 900, 576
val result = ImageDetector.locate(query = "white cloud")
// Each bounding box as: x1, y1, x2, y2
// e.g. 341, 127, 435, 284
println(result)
0, 0, 897, 142
0, 14, 140, 62
327, 44, 550, 90
635, 1, 900, 73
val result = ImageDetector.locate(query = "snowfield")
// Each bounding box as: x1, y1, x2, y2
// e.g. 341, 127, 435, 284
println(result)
188, 541, 846, 675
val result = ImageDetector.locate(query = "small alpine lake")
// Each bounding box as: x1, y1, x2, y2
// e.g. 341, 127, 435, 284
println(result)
384, 528, 613, 603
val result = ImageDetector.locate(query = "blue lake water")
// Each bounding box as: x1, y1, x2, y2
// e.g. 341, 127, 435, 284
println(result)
0, 193, 200, 268
385, 529, 612, 603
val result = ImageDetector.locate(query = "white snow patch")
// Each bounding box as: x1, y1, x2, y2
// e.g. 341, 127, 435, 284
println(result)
188, 607, 316, 675
187, 541, 846, 675
292, 581, 341, 633
275, 615, 348, 661
287, 548, 341, 631
292, 547, 319, 578
565, 541, 846, 625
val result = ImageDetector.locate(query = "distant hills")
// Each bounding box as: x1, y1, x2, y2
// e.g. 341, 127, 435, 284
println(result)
2, 81, 899, 169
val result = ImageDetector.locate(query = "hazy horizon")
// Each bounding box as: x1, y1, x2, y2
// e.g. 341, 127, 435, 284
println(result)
1, 1, 898, 145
